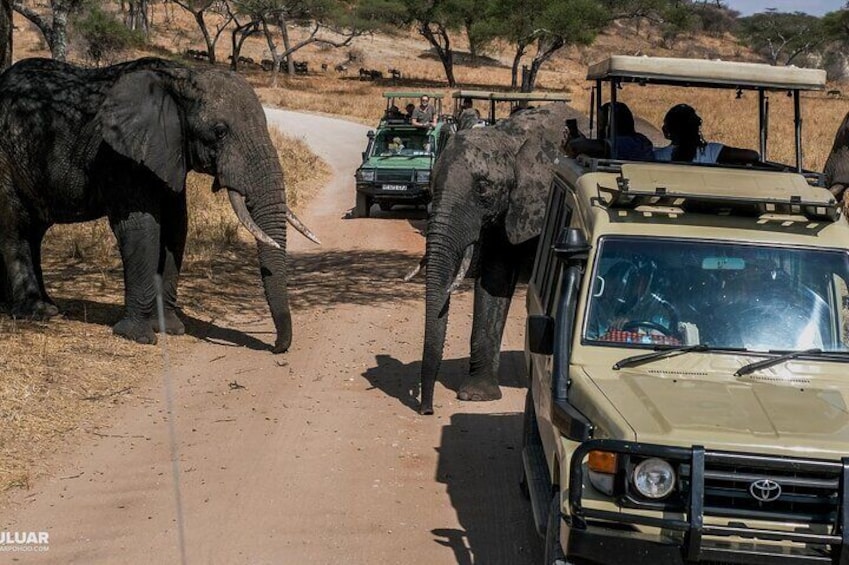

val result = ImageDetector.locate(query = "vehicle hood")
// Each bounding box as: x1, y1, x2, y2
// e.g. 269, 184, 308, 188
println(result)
579, 359, 849, 458
360, 156, 432, 170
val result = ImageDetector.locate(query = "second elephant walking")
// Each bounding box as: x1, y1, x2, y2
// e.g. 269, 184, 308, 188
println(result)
418, 103, 664, 414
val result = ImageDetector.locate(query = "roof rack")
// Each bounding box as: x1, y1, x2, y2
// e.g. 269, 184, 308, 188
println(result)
587, 56, 826, 91
382, 91, 444, 99
596, 163, 840, 222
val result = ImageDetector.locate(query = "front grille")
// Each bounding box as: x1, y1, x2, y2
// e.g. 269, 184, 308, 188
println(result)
697, 458, 840, 524
376, 169, 414, 183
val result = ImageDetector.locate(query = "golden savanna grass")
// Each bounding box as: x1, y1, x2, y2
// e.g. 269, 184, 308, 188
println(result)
0, 129, 328, 492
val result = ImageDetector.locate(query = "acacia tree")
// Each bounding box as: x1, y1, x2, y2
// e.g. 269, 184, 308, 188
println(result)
738, 10, 826, 66
171, 0, 234, 63
121, 0, 150, 35
13, 0, 88, 61
360, 0, 479, 87
480, 0, 661, 90
233, 0, 373, 83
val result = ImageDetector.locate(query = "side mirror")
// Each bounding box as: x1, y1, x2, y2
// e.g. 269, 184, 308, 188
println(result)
554, 228, 590, 263
527, 315, 555, 355
367, 130, 375, 139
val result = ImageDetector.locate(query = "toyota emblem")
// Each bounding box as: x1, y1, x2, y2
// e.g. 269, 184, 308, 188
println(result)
749, 479, 782, 503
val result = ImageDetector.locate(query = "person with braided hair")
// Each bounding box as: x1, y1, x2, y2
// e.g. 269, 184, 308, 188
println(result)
654, 103, 759, 165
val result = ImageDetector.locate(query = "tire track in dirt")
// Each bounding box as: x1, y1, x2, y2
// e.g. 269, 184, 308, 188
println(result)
2, 110, 541, 564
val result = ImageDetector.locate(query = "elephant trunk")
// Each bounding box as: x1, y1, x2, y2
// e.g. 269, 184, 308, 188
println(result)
419, 210, 480, 414
245, 191, 294, 353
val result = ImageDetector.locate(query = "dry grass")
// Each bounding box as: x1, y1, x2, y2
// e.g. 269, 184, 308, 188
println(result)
0, 129, 328, 492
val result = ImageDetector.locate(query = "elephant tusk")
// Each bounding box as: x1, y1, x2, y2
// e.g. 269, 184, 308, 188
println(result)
227, 190, 281, 249
403, 255, 427, 281
283, 208, 321, 245
446, 245, 474, 295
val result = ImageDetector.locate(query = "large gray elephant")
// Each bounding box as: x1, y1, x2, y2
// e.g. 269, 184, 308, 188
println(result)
824, 110, 849, 202
0, 57, 317, 352
418, 103, 663, 414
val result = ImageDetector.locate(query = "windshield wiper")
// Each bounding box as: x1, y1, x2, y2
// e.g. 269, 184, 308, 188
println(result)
735, 348, 832, 376
613, 344, 709, 370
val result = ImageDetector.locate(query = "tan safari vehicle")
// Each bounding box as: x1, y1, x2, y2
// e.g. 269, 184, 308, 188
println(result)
522, 56, 849, 564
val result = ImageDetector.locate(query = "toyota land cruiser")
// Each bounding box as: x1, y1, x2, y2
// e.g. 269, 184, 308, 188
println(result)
522, 56, 849, 565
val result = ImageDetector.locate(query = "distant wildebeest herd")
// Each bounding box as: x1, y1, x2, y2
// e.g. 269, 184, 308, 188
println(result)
183, 49, 399, 81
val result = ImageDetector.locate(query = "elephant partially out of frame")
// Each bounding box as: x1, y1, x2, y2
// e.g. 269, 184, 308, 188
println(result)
0, 57, 317, 352
418, 103, 664, 414
825, 110, 849, 204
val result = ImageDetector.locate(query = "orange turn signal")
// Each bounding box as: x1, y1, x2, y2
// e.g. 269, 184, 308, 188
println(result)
588, 450, 618, 474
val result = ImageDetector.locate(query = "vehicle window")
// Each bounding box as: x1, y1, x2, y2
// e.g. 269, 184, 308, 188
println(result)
584, 237, 849, 352
531, 179, 572, 315
372, 130, 433, 157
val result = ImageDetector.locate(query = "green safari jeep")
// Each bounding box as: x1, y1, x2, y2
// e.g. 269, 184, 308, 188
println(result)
354, 92, 453, 217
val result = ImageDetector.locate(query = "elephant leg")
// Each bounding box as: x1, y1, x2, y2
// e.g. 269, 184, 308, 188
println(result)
458, 235, 520, 402
0, 217, 57, 320
152, 193, 186, 335
28, 223, 56, 308
109, 208, 160, 345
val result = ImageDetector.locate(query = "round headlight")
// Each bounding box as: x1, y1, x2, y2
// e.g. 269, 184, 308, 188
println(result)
632, 458, 676, 499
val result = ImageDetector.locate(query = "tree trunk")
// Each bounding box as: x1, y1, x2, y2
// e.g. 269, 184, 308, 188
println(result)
275, 12, 294, 76
525, 36, 564, 92
195, 11, 216, 63
51, 9, 68, 61
261, 17, 281, 88
419, 22, 456, 87
510, 45, 526, 89
230, 20, 258, 71
0, 0, 12, 70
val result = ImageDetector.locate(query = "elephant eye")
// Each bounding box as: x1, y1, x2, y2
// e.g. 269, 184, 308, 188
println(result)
213, 123, 229, 140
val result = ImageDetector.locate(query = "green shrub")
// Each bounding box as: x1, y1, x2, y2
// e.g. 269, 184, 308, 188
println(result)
74, 6, 144, 66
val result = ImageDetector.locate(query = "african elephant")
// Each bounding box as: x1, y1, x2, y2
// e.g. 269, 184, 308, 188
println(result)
418, 103, 664, 414
824, 110, 849, 203
0, 57, 316, 353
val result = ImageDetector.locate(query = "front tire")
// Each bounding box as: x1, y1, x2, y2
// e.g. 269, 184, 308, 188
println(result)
544, 493, 569, 565
355, 193, 371, 218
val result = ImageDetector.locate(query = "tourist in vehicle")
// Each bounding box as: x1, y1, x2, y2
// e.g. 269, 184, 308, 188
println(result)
384, 104, 404, 121
564, 102, 654, 161
412, 95, 437, 128
404, 103, 415, 122
457, 97, 481, 130
654, 103, 760, 165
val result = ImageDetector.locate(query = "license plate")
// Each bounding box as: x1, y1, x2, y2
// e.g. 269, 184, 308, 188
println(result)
382, 184, 407, 191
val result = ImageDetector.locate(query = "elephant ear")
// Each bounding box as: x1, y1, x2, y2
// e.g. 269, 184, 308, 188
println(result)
98, 70, 186, 193
505, 138, 558, 245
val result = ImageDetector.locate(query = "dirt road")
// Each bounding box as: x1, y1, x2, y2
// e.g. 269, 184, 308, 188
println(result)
3, 110, 540, 564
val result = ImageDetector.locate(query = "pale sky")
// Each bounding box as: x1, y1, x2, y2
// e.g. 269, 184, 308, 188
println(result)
725, 0, 845, 16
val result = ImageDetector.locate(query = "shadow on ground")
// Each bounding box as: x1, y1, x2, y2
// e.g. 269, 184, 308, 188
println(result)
11, 246, 428, 349
361, 351, 527, 413
434, 412, 543, 564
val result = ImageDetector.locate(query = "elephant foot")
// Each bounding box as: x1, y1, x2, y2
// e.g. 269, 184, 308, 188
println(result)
113, 317, 158, 345
457, 380, 502, 402
419, 401, 434, 416
151, 309, 185, 335
11, 299, 59, 321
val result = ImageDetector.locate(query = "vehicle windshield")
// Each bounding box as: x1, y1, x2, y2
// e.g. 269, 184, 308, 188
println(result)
372, 129, 434, 157
584, 237, 849, 352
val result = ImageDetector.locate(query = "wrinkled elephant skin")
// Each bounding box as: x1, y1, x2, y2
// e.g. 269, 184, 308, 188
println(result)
825, 110, 849, 205
419, 103, 662, 414
0, 57, 314, 352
